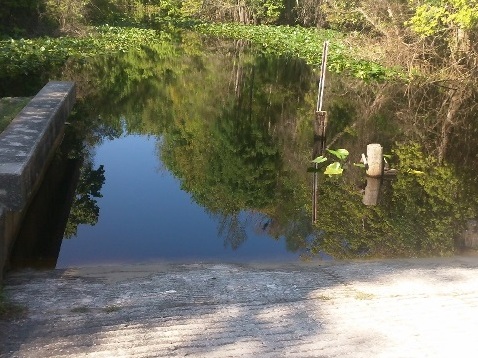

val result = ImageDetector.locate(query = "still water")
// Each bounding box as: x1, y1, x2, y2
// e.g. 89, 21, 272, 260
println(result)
57, 134, 297, 267
10, 33, 478, 268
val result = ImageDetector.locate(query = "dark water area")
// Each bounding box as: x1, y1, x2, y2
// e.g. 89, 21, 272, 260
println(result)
8, 33, 478, 268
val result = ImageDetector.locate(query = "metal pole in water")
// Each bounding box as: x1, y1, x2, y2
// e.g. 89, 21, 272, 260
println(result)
314, 41, 329, 139
313, 41, 329, 224
317, 40, 329, 112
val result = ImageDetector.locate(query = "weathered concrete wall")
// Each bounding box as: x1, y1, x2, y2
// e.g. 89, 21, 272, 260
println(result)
0, 81, 76, 210
0, 81, 76, 282
0, 207, 24, 280
10, 155, 82, 270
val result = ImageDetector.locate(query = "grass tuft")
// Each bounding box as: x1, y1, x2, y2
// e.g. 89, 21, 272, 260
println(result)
0, 288, 27, 320
103, 305, 121, 313
0, 97, 31, 132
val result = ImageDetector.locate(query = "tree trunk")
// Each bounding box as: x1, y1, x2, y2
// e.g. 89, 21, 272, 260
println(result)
438, 88, 464, 163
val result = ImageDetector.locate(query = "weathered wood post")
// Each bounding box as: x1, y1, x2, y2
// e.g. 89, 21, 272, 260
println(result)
362, 177, 381, 206
314, 111, 327, 140
365, 143, 383, 177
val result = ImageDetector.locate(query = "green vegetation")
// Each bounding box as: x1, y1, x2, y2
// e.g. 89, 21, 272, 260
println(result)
0, 97, 31, 131
3, 0, 474, 84
195, 23, 401, 81
0, 23, 398, 83
54, 36, 478, 258
1, 0, 478, 260
408, 0, 478, 37
307, 142, 478, 259
0, 26, 162, 78
311, 148, 350, 176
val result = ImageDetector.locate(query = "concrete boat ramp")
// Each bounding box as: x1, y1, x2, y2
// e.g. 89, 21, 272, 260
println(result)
2, 257, 478, 357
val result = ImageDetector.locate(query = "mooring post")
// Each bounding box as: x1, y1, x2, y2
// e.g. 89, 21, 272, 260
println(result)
362, 177, 381, 206
314, 110, 327, 139
365, 143, 383, 177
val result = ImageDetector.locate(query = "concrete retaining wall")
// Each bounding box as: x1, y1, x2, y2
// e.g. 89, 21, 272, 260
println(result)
0, 81, 76, 282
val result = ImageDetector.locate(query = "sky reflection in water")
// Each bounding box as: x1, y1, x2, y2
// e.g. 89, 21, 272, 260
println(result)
56, 134, 297, 268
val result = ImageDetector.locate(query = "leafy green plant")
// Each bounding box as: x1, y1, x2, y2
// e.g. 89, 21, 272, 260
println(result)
327, 148, 349, 161
407, 0, 478, 37
324, 161, 344, 175
195, 23, 404, 81
311, 155, 327, 164
311, 148, 349, 176
0, 25, 164, 77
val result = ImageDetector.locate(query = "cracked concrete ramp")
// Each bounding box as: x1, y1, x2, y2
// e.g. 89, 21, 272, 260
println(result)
2, 258, 478, 357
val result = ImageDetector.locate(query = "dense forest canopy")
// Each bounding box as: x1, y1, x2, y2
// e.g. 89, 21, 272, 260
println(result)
1, 1, 477, 80
2, 1, 477, 39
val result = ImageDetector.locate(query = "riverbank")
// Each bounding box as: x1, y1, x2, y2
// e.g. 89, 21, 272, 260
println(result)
2, 257, 478, 357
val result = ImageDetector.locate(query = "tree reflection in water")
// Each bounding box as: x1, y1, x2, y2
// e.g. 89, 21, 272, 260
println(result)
55, 32, 478, 260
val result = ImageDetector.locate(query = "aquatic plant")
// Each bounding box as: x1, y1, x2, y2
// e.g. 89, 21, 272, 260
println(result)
195, 23, 404, 81
311, 148, 349, 176
0, 26, 163, 77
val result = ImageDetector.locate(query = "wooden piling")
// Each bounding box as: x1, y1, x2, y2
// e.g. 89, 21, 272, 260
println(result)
314, 111, 327, 139
365, 144, 383, 177
362, 177, 381, 206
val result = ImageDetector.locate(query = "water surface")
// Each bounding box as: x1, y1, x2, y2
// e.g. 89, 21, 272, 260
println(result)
57, 134, 298, 267
10, 33, 478, 268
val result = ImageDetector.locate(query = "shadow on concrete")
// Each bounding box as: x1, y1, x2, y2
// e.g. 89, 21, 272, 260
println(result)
1, 257, 478, 357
